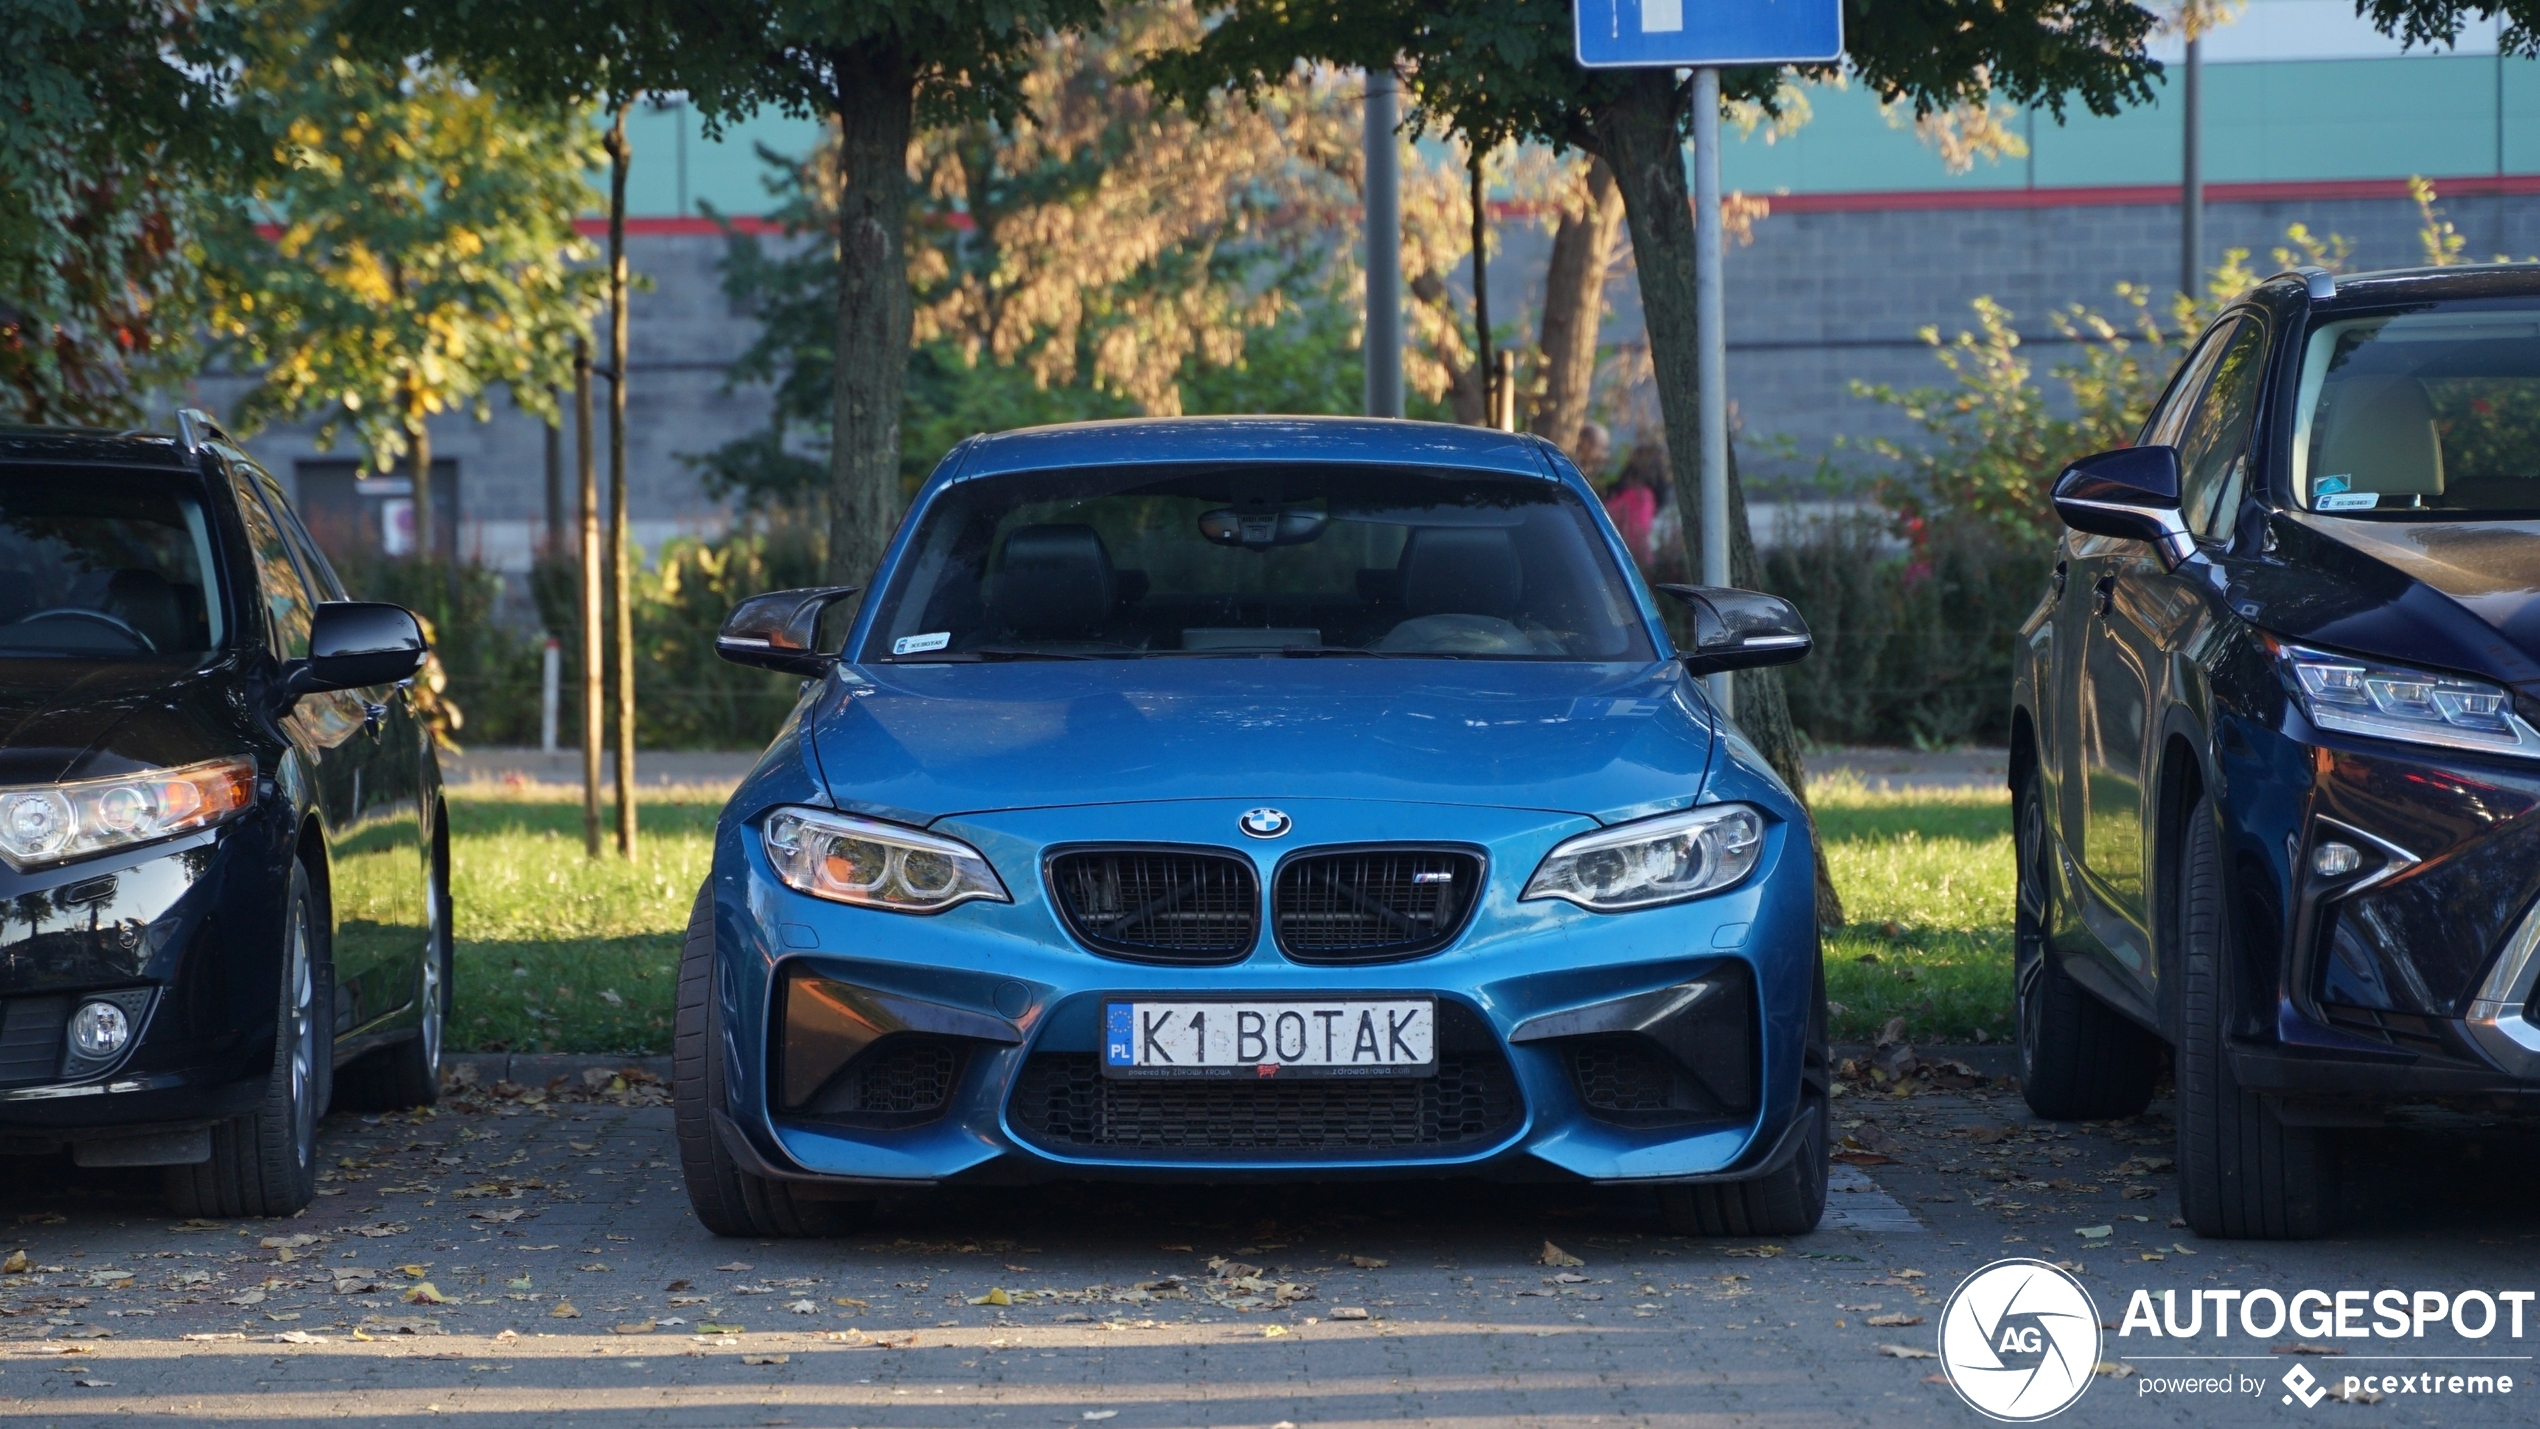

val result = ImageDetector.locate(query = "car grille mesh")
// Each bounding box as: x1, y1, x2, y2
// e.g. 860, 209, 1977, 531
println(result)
0, 997, 68, 1087
1048, 849, 1258, 963
1006, 1003, 1520, 1158
1273, 849, 1481, 963
1008, 1053, 1519, 1155
829, 1038, 965, 1117
1568, 1040, 1680, 1113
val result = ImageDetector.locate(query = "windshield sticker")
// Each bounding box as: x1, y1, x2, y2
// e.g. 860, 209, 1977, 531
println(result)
2315, 474, 2352, 496
891, 632, 952, 655
2317, 492, 2381, 512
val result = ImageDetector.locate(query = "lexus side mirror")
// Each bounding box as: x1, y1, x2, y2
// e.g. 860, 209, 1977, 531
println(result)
288, 602, 429, 695
717, 586, 860, 676
2052, 446, 2194, 566
1654, 585, 1813, 676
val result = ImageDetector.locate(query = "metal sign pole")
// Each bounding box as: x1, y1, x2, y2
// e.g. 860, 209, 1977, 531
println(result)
1364, 67, 1405, 419
1692, 65, 1732, 714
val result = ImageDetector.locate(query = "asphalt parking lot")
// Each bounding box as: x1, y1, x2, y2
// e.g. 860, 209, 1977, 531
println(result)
0, 1054, 2531, 1427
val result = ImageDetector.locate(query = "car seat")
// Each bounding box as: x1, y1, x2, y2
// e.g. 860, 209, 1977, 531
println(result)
986, 524, 1118, 643
2315, 376, 2445, 503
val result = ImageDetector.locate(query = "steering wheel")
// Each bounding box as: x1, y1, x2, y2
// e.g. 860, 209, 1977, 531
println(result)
12, 608, 156, 651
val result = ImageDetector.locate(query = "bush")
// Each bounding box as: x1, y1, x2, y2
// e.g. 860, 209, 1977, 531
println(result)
1760, 508, 2052, 748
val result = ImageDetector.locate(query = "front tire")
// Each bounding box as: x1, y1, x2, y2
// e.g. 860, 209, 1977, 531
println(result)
2175, 793, 2338, 1239
1658, 953, 1830, 1236
2015, 768, 2159, 1120
673, 885, 864, 1238
165, 862, 329, 1218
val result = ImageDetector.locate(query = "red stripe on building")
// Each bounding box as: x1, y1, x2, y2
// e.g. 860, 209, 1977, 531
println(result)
1764, 174, 2540, 214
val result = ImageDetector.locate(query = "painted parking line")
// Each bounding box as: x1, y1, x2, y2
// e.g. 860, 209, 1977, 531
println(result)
1820, 1164, 1923, 1233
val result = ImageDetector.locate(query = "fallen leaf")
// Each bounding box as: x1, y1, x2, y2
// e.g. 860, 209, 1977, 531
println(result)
0, 1251, 26, 1274
699, 1322, 745, 1335
1723, 1245, 1785, 1259
1330, 1307, 1370, 1321
2096, 1361, 2137, 1379
398, 1264, 431, 1278
260, 1234, 318, 1250
73, 1378, 113, 1387
224, 1290, 266, 1307
967, 1288, 1012, 1306
613, 1321, 656, 1335
741, 1353, 789, 1365
273, 1331, 329, 1345
404, 1283, 448, 1305
1261, 1324, 1289, 1338
2274, 1342, 2344, 1356
1342, 1254, 1388, 1269
1878, 1343, 1938, 1359
179, 1333, 245, 1343
1538, 1241, 1584, 1268
469, 1210, 527, 1224
1831, 1151, 1895, 1166
2075, 1226, 2113, 1241
713, 1262, 754, 1273
1866, 1313, 1925, 1328
1083, 1413, 1118, 1422
548, 1302, 580, 1319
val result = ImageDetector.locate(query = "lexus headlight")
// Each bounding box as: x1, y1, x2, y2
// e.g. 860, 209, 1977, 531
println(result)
1522, 804, 1765, 912
0, 756, 256, 870
761, 807, 1009, 914
2269, 638, 2540, 759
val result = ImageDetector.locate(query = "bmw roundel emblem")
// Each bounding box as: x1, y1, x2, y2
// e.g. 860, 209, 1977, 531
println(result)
1239, 807, 1292, 839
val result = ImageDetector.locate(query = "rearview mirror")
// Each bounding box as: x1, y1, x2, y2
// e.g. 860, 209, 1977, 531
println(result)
287, 602, 428, 695
2052, 446, 2194, 566
1654, 585, 1812, 676
717, 586, 860, 675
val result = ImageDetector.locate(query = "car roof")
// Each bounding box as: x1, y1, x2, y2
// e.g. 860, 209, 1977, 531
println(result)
952, 415, 1558, 480
2308, 262, 2540, 310
0, 424, 198, 470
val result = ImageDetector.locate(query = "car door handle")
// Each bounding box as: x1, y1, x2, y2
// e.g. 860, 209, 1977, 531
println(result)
2051, 561, 2068, 601
2091, 576, 2116, 618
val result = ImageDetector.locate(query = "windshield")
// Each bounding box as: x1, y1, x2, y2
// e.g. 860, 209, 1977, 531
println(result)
860, 463, 1656, 662
2293, 302, 2540, 517
0, 466, 225, 658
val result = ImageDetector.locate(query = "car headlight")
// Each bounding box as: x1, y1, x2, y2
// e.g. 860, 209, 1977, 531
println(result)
0, 756, 257, 870
1521, 804, 1766, 912
761, 807, 1010, 914
2269, 638, 2540, 759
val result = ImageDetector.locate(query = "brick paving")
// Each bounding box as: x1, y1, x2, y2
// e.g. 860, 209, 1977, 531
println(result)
0, 1068, 2530, 1426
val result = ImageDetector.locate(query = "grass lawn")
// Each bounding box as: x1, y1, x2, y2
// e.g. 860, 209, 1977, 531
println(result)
1813, 774, 2014, 1047
448, 787, 722, 1055
449, 772, 2013, 1056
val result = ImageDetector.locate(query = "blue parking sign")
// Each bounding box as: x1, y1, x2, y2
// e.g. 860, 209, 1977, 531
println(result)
1574, 0, 1843, 68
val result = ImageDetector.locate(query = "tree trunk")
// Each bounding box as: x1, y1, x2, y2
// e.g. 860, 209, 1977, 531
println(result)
1531, 158, 1623, 456
606, 105, 637, 862
1590, 72, 1842, 931
824, 39, 918, 589
574, 337, 602, 860
1467, 145, 1492, 427
404, 393, 432, 562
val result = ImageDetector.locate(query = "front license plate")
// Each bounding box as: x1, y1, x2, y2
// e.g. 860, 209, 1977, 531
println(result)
1103, 999, 1437, 1078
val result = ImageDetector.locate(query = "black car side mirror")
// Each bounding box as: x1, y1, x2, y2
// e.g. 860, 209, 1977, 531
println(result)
717, 586, 861, 676
287, 602, 429, 695
1654, 585, 1813, 676
2051, 446, 2195, 566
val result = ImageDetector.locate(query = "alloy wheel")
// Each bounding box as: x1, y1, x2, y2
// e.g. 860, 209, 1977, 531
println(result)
2014, 785, 2050, 1084
285, 910, 316, 1170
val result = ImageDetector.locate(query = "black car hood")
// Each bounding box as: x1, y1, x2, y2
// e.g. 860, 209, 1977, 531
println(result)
0, 658, 234, 786
2260, 514, 2540, 688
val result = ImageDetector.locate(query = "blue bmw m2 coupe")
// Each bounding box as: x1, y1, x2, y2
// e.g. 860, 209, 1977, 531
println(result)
674, 417, 1828, 1237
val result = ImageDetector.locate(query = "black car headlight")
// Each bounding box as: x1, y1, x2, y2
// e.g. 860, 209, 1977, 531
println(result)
0, 756, 257, 871
761, 807, 1009, 914
1522, 804, 1765, 912
2269, 638, 2540, 759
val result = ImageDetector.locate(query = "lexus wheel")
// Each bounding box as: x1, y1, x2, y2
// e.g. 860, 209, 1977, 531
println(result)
2014, 766, 2158, 1120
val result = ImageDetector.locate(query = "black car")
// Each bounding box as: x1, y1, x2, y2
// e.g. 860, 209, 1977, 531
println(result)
2013, 263, 2540, 1239
0, 413, 444, 1217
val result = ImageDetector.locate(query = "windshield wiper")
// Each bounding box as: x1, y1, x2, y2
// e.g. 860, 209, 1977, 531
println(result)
1270, 646, 1463, 659
887, 646, 1111, 663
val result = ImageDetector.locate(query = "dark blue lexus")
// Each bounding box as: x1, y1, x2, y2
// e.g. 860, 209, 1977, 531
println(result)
2016, 264, 2540, 1238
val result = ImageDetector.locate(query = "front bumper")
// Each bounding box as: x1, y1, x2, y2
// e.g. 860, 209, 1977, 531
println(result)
707, 795, 1822, 1187
2217, 718, 2540, 1102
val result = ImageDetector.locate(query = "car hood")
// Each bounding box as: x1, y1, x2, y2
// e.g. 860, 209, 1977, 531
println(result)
2265, 515, 2540, 687
809, 659, 1717, 826
0, 657, 233, 786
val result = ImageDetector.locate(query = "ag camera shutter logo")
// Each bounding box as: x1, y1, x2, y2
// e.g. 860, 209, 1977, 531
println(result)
1938, 1258, 2104, 1421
